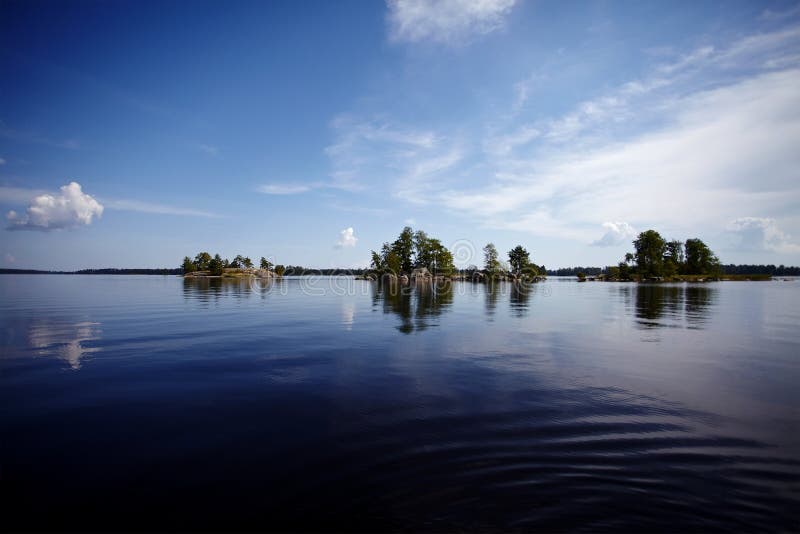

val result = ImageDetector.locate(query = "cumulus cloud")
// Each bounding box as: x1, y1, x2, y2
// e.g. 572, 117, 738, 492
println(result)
592, 222, 637, 247
726, 217, 800, 253
387, 0, 517, 45
336, 227, 358, 248
7, 182, 103, 231
257, 183, 312, 195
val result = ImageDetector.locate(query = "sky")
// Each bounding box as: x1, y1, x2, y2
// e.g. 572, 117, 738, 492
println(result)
1, 0, 799, 270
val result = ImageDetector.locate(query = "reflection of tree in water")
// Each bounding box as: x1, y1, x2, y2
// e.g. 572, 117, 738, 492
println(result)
484, 281, 500, 318
684, 285, 716, 329
630, 284, 717, 329
183, 277, 271, 304
372, 281, 454, 334
509, 282, 533, 317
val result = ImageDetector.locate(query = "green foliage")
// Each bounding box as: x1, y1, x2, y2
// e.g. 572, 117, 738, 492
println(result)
619, 231, 722, 279
633, 230, 666, 278
385, 250, 401, 275
393, 226, 415, 273
260, 257, 272, 270
182, 256, 196, 273
508, 245, 531, 276
576, 271, 586, 280
483, 243, 501, 275
617, 261, 632, 280
685, 238, 720, 275
208, 254, 224, 276
413, 230, 433, 269
371, 226, 453, 276
194, 252, 212, 271
274, 264, 285, 276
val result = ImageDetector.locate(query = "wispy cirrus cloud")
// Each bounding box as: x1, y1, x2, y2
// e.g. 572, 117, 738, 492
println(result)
332, 24, 800, 255
0, 124, 80, 150
197, 144, 219, 156
103, 199, 221, 218
325, 115, 462, 203
386, 0, 517, 45
257, 184, 312, 195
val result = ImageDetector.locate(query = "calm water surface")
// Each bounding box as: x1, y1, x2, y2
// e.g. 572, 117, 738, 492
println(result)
1, 275, 799, 531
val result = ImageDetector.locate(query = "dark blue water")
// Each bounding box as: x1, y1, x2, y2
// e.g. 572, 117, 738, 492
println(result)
1, 275, 799, 531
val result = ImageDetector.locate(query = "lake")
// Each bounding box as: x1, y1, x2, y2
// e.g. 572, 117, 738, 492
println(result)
1, 275, 798, 531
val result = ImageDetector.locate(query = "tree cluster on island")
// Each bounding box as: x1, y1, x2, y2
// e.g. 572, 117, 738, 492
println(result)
181, 252, 285, 277
480, 243, 546, 281
367, 227, 545, 282
370, 227, 456, 277
607, 230, 723, 281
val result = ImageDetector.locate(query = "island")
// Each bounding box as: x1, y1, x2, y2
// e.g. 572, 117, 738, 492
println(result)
181, 253, 283, 279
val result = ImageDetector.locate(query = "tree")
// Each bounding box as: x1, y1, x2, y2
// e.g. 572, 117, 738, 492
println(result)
685, 238, 720, 275
260, 257, 272, 270
633, 230, 666, 278
274, 265, 286, 276
182, 256, 196, 273
508, 245, 531, 276
392, 226, 415, 273
664, 239, 684, 277
208, 254, 224, 276
483, 243, 501, 276
370, 249, 385, 271
413, 230, 433, 269
385, 250, 402, 275
243, 257, 254, 269
231, 254, 247, 268
428, 238, 453, 275
194, 252, 212, 271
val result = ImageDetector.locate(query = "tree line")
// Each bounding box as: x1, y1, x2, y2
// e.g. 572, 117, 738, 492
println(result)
547, 264, 800, 277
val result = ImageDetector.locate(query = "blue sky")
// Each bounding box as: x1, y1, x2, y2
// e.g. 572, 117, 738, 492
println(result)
2, 0, 799, 270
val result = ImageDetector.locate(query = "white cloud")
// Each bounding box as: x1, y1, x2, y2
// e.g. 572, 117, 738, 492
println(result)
726, 217, 800, 253
387, 0, 517, 45
7, 182, 103, 231
592, 222, 637, 247
326, 116, 461, 201
437, 69, 800, 239
484, 125, 540, 156
336, 227, 358, 248
257, 183, 312, 195
396, 27, 800, 247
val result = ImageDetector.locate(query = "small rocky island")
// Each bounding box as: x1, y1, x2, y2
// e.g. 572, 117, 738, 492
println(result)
360, 226, 546, 283
181, 252, 283, 279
